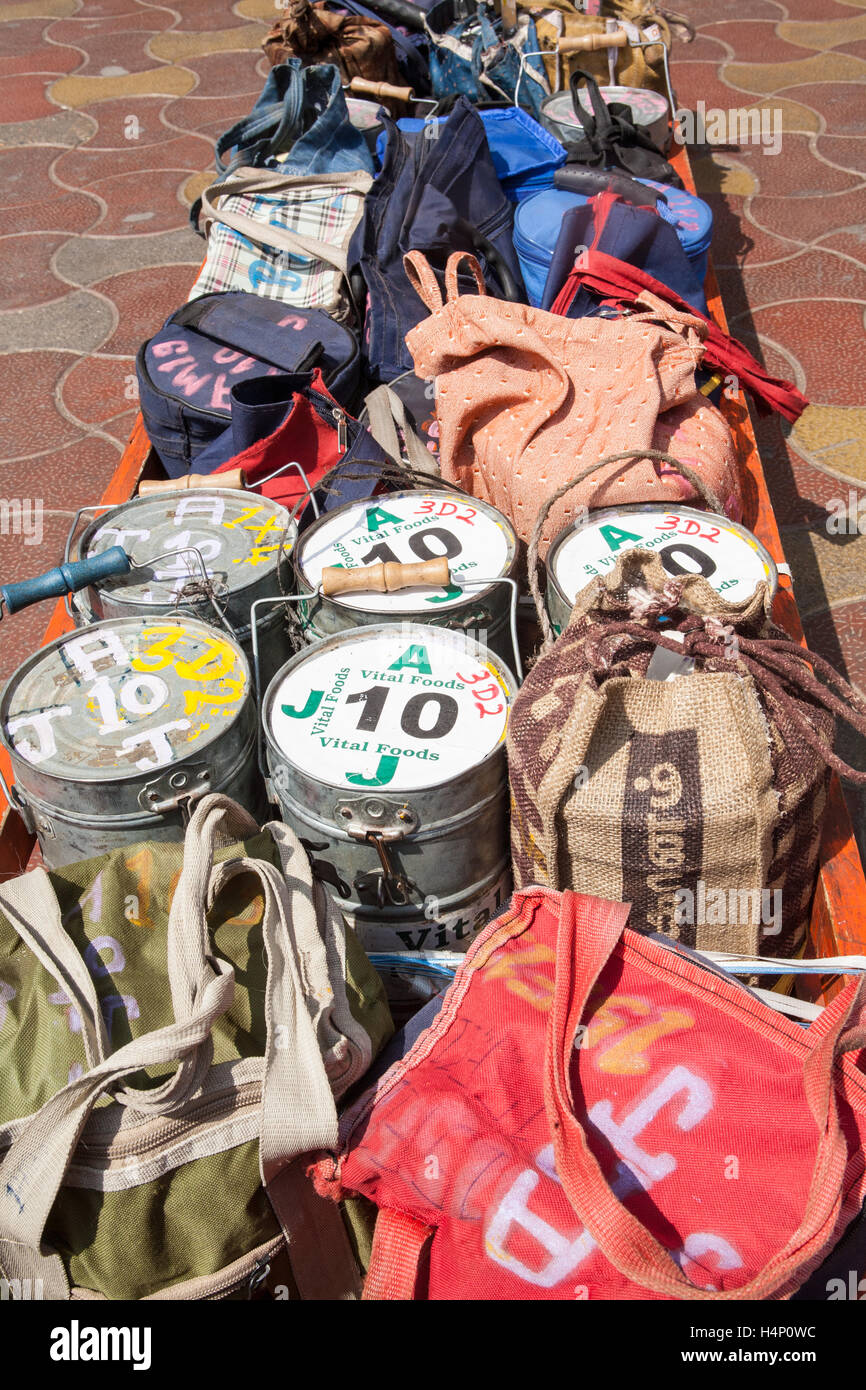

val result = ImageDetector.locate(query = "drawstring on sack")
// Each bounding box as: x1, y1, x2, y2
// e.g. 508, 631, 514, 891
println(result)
583, 608, 866, 787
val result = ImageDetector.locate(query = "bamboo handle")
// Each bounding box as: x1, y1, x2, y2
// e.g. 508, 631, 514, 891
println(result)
349, 77, 414, 102
322, 558, 450, 596
558, 30, 629, 51
138, 468, 247, 496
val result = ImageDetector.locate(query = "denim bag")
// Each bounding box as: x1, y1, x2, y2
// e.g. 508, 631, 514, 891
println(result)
214, 60, 374, 177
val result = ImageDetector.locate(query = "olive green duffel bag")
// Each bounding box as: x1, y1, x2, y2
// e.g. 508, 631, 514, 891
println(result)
0, 794, 392, 1300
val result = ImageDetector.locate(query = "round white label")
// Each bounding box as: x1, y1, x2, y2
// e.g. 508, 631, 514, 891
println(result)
298, 493, 512, 612
269, 630, 512, 790
552, 509, 774, 606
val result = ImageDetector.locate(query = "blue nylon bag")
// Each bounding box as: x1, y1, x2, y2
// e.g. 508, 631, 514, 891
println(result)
375, 107, 566, 202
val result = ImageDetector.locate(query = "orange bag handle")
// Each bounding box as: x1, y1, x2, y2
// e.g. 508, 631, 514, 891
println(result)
544, 891, 866, 1300
404, 250, 444, 313
444, 251, 486, 304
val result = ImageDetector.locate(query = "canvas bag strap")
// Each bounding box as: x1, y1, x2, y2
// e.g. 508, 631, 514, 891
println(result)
0, 796, 358, 1300
0, 870, 109, 1069
199, 169, 371, 274
0, 955, 236, 1300
363, 384, 439, 477
544, 891, 866, 1300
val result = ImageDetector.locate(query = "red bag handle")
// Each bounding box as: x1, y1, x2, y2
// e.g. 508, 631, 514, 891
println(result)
544, 891, 866, 1300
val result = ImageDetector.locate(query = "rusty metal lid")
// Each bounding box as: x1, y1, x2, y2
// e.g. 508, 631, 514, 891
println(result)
78, 491, 295, 616
264, 623, 515, 792
294, 491, 517, 614
0, 617, 250, 783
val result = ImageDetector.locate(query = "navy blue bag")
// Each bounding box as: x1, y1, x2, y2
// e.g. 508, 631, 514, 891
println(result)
136, 291, 360, 477
350, 96, 526, 384
538, 188, 709, 316
376, 106, 566, 203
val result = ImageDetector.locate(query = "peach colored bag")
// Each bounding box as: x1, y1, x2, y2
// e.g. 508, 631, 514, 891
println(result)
404, 250, 740, 553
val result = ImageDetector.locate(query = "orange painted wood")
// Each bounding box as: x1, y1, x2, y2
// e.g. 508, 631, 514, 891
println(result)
671, 146, 866, 1001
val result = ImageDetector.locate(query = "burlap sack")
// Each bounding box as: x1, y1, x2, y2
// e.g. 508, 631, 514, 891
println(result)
529, 0, 672, 97
507, 523, 866, 957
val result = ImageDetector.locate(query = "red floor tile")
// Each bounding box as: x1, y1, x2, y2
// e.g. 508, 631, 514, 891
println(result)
719, 132, 863, 197
676, 34, 731, 64
812, 227, 866, 267
90, 264, 201, 355
0, 187, 101, 238
168, 0, 250, 30
0, 231, 75, 310
179, 50, 265, 100
59, 354, 138, 426
0, 19, 81, 77
0, 72, 61, 122
51, 30, 170, 77
772, 81, 866, 136
677, 0, 787, 25
1, 145, 68, 205
0, 353, 85, 458
753, 413, 863, 525
48, 10, 174, 42
671, 60, 761, 109
814, 134, 866, 176
750, 183, 866, 244
737, 299, 865, 405
54, 132, 212, 186
72, 95, 188, 150
160, 91, 259, 140
699, 20, 808, 66
804, 598, 866, 694
83, 168, 197, 236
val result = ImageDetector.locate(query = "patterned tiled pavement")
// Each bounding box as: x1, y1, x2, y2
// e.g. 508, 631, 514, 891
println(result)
0, 0, 864, 844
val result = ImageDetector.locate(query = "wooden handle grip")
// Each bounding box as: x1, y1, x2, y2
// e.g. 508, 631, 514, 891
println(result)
349, 77, 414, 102
322, 558, 450, 597
558, 30, 629, 51
138, 468, 247, 496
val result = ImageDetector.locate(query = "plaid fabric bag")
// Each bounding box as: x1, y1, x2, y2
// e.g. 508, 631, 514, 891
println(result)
191, 168, 372, 323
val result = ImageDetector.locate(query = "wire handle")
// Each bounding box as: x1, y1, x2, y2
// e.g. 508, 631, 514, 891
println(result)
527, 449, 725, 648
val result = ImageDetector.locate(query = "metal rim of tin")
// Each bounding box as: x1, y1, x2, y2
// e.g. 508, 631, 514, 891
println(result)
262, 622, 517, 798
543, 86, 668, 129
0, 614, 252, 789
292, 488, 519, 617
546, 504, 779, 615
345, 96, 385, 129
76, 489, 297, 610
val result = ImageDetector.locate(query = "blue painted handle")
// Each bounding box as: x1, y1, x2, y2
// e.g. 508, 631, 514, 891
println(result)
0, 546, 131, 615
